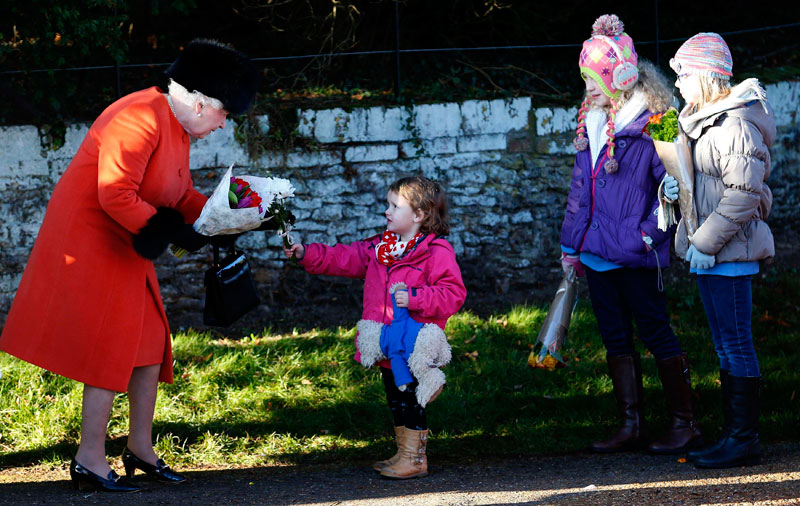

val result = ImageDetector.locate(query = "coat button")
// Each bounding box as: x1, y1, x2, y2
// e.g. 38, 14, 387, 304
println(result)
617, 139, 627, 149
597, 179, 606, 187
590, 222, 599, 230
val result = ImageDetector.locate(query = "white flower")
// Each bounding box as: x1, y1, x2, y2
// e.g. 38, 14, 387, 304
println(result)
266, 177, 295, 200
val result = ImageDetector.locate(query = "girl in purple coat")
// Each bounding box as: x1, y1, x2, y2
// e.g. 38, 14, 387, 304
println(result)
284, 176, 466, 479
560, 14, 702, 455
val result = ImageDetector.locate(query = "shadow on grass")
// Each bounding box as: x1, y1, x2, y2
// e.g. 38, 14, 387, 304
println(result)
1, 378, 797, 471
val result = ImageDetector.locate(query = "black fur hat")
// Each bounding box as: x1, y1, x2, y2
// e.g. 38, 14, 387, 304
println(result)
165, 39, 259, 115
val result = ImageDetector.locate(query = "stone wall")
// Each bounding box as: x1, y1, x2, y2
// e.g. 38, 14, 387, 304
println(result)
1, 82, 799, 331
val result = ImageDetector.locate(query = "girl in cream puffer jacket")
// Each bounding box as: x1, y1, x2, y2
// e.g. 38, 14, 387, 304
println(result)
670, 32, 776, 471
673, 79, 776, 264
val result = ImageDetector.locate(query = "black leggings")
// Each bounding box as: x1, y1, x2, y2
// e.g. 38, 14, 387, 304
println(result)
381, 367, 427, 431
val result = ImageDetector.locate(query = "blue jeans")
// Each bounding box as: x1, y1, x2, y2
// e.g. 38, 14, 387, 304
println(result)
696, 275, 760, 377
585, 267, 682, 360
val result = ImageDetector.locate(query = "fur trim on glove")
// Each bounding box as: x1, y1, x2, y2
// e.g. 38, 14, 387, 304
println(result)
356, 319, 385, 367
133, 207, 185, 260
408, 323, 452, 407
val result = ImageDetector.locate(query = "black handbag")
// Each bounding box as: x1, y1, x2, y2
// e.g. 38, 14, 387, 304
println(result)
203, 245, 260, 327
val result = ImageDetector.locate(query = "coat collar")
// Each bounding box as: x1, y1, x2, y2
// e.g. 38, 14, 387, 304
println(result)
373, 232, 440, 268
678, 78, 770, 140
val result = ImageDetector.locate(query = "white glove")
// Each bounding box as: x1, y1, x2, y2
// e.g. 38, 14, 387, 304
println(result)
642, 235, 654, 251
662, 175, 679, 202
686, 244, 715, 270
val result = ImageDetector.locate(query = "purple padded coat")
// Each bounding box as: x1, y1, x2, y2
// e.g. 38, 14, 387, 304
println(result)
560, 110, 670, 269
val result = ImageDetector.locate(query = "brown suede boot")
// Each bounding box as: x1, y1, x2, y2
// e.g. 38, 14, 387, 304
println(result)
379, 428, 428, 479
372, 426, 406, 471
590, 353, 648, 453
648, 353, 704, 454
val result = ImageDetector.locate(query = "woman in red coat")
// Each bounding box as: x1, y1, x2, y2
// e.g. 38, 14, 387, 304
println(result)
0, 39, 258, 492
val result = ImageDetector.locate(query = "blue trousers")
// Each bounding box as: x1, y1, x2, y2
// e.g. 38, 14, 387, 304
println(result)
585, 267, 682, 360
696, 275, 760, 377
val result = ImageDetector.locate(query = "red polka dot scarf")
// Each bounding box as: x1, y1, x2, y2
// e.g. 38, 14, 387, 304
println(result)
376, 230, 424, 266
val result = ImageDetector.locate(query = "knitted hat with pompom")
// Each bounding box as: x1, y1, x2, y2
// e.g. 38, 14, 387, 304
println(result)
573, 14, 639, 173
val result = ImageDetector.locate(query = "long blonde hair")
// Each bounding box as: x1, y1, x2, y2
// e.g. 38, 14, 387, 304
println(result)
574, 59, 675, 172
596, 59, 674, 113
693, 75, 732, 111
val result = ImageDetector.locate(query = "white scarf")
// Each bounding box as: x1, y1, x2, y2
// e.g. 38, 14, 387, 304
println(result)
586, 91, 649, 168
678, 78, 769, 139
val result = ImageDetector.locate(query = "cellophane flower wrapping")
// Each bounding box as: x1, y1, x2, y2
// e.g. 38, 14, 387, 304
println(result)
528, 266, 577, 371
193, 165, 296, 238
643, 109, 698, 236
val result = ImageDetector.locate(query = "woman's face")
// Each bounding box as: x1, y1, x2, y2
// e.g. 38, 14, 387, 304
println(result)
676, 73, 702, 105
585, 78, 611, 107
185, 103, 229, 139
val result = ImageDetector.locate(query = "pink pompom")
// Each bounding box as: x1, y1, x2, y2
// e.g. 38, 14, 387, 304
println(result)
573, 136, 589, 151
604, 157, 619, 173
591, 14, 624, 37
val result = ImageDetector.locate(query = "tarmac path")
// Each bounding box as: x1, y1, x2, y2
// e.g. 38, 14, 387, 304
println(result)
1, 443, 799, 505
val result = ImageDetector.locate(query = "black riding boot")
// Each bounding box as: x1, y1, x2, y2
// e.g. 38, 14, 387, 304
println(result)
695, 375, 761, 469
687, 369, 730, 461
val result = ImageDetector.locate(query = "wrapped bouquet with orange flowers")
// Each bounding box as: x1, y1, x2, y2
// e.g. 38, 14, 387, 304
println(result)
528, 265, 577, 371
643, 108, 697, 237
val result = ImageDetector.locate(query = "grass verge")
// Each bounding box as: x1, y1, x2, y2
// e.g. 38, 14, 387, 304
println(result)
1, 268, 798, 471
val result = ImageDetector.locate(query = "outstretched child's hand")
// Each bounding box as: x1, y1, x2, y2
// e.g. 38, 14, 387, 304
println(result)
283, 243, 305, 261
394, 289, 409, 308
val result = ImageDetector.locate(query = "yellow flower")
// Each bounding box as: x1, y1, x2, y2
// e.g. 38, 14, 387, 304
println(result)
540, 355, 558, 371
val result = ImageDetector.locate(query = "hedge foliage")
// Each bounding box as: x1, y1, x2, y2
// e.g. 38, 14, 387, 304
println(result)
0, 1, 797, 126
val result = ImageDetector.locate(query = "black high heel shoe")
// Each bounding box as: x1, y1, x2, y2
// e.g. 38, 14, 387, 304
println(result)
122, 448, 187, 483
69, 459, 141, 493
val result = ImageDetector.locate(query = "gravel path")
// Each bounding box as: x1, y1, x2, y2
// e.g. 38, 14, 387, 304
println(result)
1, 443, 799, 505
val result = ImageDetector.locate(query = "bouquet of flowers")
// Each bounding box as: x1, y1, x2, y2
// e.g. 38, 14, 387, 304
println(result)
643, 108, 697, 236
193, 164, 296, 243
527, 265, 577, 371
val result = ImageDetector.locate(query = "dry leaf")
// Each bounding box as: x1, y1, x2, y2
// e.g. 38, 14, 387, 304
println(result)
759, 311, 790, 327
192, 352, 213, 363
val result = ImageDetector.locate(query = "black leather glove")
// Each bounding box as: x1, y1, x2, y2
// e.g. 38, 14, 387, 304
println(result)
133, 207, 208, 259
171, 223, 209, 253
209, 233, 243, 248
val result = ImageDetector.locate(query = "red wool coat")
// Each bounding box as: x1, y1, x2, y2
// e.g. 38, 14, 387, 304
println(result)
0, 87, 207, 392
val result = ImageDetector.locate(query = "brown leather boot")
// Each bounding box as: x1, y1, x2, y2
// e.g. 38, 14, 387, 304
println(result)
648, 353, 704, 454
590, 353, 648, 453
379, 428, 428, 479
372, 426, 405, 471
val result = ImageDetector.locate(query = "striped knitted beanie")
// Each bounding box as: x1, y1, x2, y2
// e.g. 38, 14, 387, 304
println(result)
670, 32, 733, 80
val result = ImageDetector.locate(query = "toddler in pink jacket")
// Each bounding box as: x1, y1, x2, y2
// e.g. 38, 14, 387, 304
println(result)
284, 175, 466, 480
